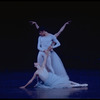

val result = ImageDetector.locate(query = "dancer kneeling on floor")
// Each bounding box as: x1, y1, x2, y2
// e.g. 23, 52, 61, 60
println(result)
19, 50, 88, 89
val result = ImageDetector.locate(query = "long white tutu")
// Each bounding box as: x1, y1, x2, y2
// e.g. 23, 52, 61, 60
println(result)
36, 72, 71, 89
35, 50, 88, 88
35, 50, 71, 88
51, 50, 69, 79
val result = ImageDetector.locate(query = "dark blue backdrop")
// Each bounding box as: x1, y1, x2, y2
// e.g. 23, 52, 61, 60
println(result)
0, 1, 100, 71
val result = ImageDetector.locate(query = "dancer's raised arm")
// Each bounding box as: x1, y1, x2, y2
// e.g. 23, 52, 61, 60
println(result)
54, 20, 71, 38
29, 21, 39, 29
41, 51, 49, 68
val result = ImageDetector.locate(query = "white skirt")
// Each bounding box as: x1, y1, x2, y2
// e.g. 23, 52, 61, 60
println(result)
36, 72, 71, 89
36, 50, 71, 88
51, 51, 69, 78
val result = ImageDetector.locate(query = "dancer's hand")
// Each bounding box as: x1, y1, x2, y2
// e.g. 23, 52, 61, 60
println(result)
44, 50, 49, 56
34, 63, 39, 67
65, 20, 72, 25
48, 45, 53, 51
19, 86, 26, 89
44, 50, 48, 54
29, 21, 36, 25
29, 21, 39, 29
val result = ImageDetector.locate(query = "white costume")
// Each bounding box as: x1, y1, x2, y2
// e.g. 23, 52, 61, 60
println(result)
37, 33, 69, 78
35, 34, 88, 88
37, 34, 60, 73
35, 65, 71, 88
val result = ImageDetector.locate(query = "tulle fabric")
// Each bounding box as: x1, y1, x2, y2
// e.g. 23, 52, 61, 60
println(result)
51, 50, 69, 79
36, 50, 71, 88
36, 72, 71, 89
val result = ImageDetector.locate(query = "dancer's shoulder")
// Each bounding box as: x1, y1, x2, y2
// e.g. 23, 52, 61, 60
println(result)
38, 36, 42, 38
49, 33, 55, 37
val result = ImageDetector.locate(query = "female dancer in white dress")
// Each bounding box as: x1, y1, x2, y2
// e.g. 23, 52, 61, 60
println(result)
19, 51, 88, 89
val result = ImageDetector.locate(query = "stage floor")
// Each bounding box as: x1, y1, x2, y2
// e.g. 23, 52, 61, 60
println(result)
0, 69, 100, 99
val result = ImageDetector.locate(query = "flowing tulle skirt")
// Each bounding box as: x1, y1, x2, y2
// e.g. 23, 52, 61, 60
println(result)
51, 51, 69, 78
36, 72, 71, 88
36, 50, 71, 88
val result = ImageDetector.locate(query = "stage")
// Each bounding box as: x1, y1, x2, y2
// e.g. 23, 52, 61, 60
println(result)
0, 1, 100, 99
0, 69, 100, 99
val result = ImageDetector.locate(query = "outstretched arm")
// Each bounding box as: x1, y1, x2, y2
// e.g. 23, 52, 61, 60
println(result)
19, 72, 37, 89
29, 21, 39, 29
54, 20, 72, 38
41, 51, 49, 68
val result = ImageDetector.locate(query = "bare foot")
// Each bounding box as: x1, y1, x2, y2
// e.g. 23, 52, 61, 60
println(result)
71, 83, 88, 88
80, 84, 88, 87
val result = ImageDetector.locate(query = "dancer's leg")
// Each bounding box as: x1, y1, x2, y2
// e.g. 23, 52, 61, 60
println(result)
70, 81, 88, 88
70, 81, 80, 85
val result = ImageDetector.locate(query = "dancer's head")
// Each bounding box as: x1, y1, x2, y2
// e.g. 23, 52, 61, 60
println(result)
38, 27, 48, 36
39, 30, 47, 36
34, 62, 40, 69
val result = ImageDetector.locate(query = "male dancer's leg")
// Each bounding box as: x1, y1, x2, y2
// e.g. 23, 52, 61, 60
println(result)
37, 51, 44, 66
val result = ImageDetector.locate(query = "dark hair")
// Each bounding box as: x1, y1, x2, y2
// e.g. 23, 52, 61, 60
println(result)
38, 27, 47, 32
